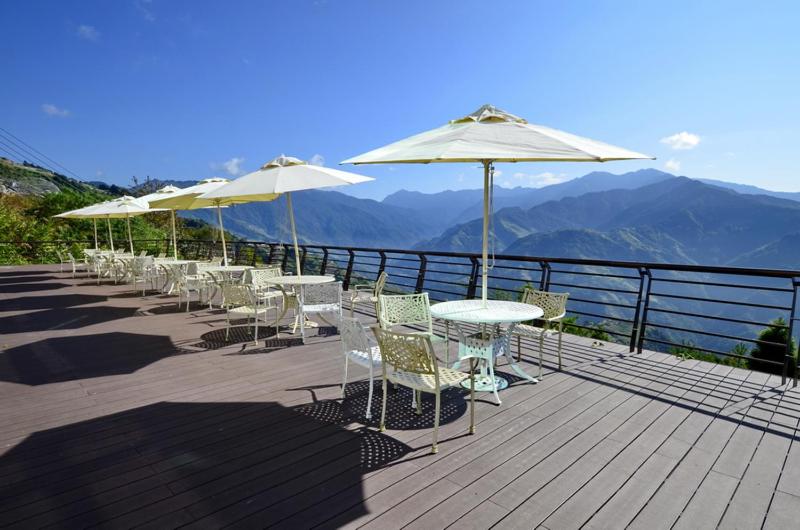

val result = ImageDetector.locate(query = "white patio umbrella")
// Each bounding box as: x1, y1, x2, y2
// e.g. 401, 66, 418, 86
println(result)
147, 178, 243, 265
137, 185, 183, 259
199, 155, 374, 276
80, 196, 166, 255
54, 205, 101, 249
343, 104, 654, 304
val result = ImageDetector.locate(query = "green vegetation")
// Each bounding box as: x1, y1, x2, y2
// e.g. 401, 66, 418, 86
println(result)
561, 316, 611, 342
667, 319, 797, 374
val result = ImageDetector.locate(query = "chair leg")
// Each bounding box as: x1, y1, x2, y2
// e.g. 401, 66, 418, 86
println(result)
253, 313, 259, 345
517, 335, 522, 363
411, 389, 418, 412
469, 359, 476, 434
379, 377, 388, 432
341, 356, 349, 397
557, 325, 563, 370
432, 391, 440, 454
416, 390, 422, 415
366, 371, 374, 420
487, 357, 501, 405
539, 332, 545, 378
445, 321, 450, 365
225, 313, 231, 341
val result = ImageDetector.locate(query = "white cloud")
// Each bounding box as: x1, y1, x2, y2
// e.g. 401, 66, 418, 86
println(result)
660, 131, 701, 150
511, 171, 571, 188
41, 103, 70, 117
665, 158, 681, 172
135, 0, 156, 22
211, 157, 245, 176
77, 24, 100, 41
309, 153, 325, 166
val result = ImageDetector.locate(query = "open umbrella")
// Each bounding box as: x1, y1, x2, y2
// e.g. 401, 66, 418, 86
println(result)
79, 196, 166, 254
147, 178, 243, 265
54, 205, 101, 249
343, 104, 654, 304
137, 185, 183, 259
199, 155, 373, 276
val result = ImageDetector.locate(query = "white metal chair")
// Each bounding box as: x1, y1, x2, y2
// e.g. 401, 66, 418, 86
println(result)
340, 317, 382, 419
372, 326, 475, 454
298, 282, 343, 343
378, 292, 449, 353
513, 288, 569, 374
55, 250, 71, 273
222, 284, 279, 344
350, 271, 388, 317
175, 265, 211, 311
65, 252, 90, 279
128, 256, 157, 295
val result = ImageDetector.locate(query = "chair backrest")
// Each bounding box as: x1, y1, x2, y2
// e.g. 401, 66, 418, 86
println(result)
521, 288, 569, 320
157, 252, 166, 259
249, 267, 283, 288
378, 292, 433, 333
139, 250, 147, 257
209, 257, 223, 266
340, 317, 374, 358
302, 282, 342, 306
221, 283, 255, 308
374, 271, 389, 296
371, 326, 436, 376
66, 251, 76, 263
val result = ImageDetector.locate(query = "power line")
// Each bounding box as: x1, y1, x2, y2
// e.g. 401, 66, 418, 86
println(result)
0, 133, 60, 175
0, 127, 83, 180
0, 137, 35, 165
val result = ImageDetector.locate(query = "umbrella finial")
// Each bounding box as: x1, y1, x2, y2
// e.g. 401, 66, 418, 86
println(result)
452, 104, 527, 124
261, 155, 307, 170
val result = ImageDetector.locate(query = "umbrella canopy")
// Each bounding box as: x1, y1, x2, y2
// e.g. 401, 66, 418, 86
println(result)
343, 104, 654, 303
79, 196, 164, 254
138, 185, 184, 259
200, 155, 374, 275
54, 205, 101, 249
147, 178, 242, 265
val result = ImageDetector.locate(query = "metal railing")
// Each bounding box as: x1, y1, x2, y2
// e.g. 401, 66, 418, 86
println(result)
3, 238, 799, 385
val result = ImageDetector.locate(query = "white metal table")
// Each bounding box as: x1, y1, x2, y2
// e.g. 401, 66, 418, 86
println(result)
430, 300, 543, 404
264, 275, 336, 323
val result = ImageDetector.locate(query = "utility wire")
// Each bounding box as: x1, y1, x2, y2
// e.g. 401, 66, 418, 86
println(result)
0, 137, 35, 166
0, 127, 83, 180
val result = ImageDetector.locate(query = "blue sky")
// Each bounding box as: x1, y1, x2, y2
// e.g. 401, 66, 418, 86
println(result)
1, 0, 798, 199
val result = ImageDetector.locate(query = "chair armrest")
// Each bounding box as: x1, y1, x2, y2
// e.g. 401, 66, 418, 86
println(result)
353, 284, 374, 292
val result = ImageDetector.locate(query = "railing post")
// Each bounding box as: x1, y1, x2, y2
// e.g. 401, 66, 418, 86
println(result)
250, 243, 258, 267
630, 266, 650, 353
299, 246, 307, 274
786, 278, 799, 387
636, 268, 654, 354
415, 253, 427, 293
377, 250, 387, 280
343, 249, 356, 291
466, 256, 480, 299
281, 244, 289, 272
538, 261, 551, 291
320, 247, 329, 275
267, 244, 276, 265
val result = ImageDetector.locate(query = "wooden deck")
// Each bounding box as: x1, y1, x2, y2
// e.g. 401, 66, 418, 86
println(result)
1, 264, 799, 529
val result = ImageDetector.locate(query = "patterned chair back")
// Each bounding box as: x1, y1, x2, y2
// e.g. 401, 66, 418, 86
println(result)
377, 292, 433, 332
341, 317, 372, 357
221, 283, 255, 308
372, 326, 436, 376
302, 282, 342, 306
521, 288, 569, 320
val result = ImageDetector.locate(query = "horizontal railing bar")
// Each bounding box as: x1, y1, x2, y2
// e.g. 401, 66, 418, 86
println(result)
645, 322, 787, 346
648, 307, 788, 329
649, 291, 791, 311
652, 276, 794, 293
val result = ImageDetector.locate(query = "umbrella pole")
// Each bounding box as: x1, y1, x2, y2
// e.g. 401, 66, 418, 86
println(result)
481, 160, 490, 306
107, 216, 114, 252
286, 192, 302, 278
93, 218, 98, 250
216, 203, 228, 266
126, 215, 134, 254
171, 210, 178, 260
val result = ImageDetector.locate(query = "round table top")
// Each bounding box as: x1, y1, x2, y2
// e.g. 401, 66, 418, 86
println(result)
264, 274, 336, 286
156, 259, 196, 266
430, 299, 543, 324
202, 265, 253, 273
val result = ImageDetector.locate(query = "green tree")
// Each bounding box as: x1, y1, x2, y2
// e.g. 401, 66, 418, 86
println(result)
749, 318, 797, 375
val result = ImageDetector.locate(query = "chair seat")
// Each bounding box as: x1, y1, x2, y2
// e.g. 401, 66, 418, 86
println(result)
513, 323, 558, 338
409, 331, 448, 343
388, 366, 470, 392
303, 303, 341, 313
350, 292, 376, 303
346, 346, 382, 368
228, 305, 273, 317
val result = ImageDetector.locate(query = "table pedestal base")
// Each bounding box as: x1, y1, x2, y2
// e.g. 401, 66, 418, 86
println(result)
461, 374, 508, 393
